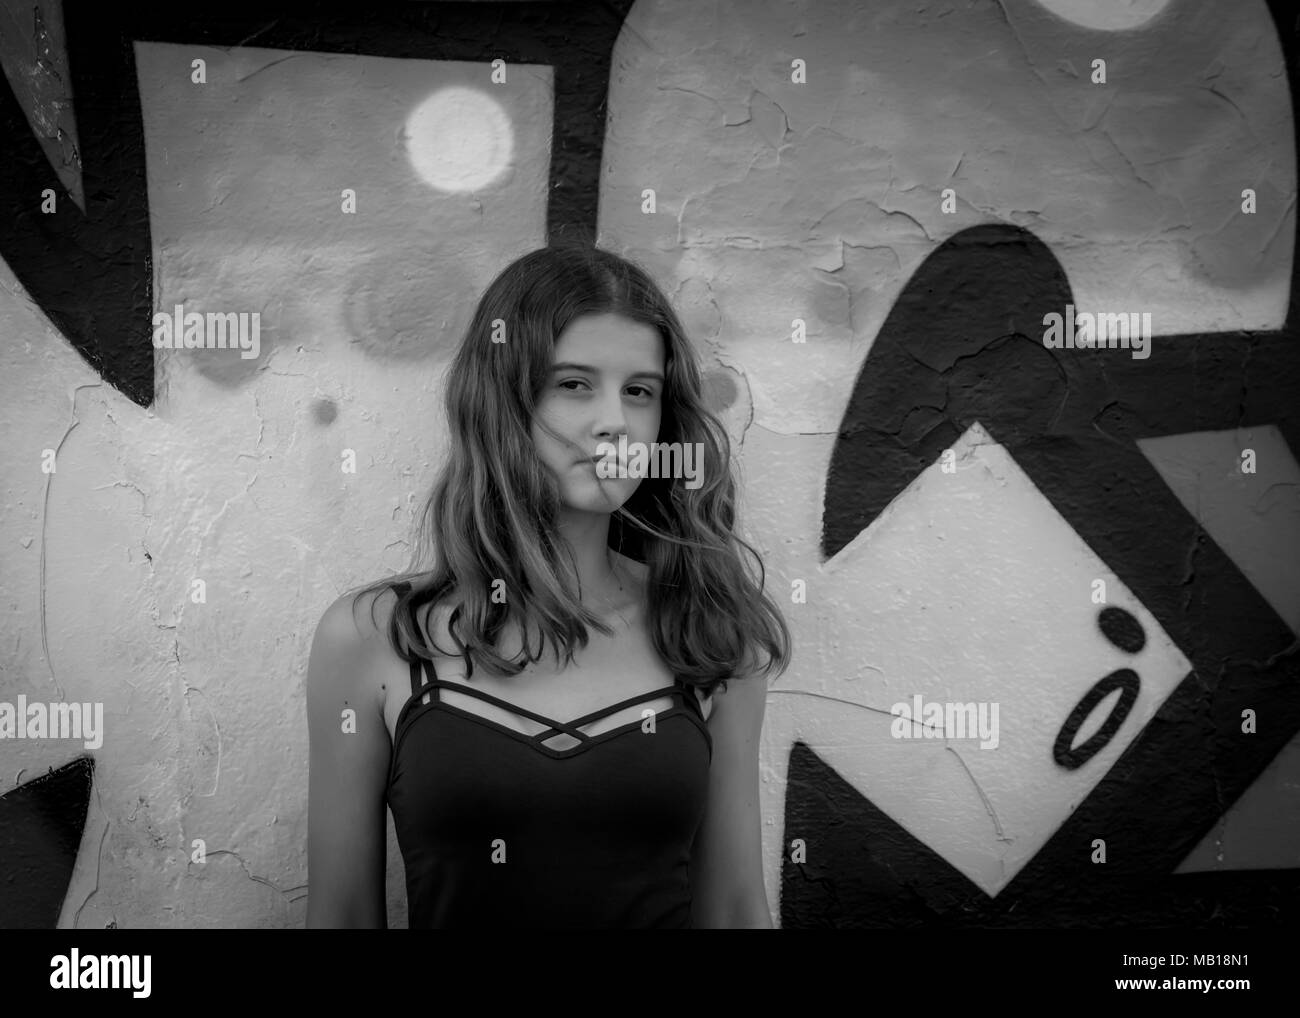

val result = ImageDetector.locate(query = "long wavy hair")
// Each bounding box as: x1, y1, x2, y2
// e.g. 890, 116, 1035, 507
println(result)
350, 244, 790, 696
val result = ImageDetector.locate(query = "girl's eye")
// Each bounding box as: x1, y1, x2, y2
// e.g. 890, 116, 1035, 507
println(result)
558, 380, 656, 399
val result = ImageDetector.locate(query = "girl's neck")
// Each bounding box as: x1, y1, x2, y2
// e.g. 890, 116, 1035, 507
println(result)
555, 514, 622, 600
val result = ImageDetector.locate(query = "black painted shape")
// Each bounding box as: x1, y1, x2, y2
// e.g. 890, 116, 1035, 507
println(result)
1098, 606, 1145, 654
0, 9, 153, 405
807, 0, 1300, 919
0, 1, 633, 406
1053, 669, 1140, 770
781, 741, 1300, 928
0, 757, 94, 929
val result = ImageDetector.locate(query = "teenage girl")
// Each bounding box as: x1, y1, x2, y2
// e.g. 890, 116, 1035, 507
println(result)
305, 245, 791, 928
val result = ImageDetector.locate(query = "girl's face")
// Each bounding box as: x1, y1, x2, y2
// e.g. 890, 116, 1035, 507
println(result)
531, 311, 665, 518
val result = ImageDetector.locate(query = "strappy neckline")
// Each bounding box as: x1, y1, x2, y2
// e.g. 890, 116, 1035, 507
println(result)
411, 672, 684, 732
391, 647, 712, 758
385, 580, 711, 766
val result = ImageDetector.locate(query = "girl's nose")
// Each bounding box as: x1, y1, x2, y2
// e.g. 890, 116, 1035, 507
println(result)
593, 388, 628, 438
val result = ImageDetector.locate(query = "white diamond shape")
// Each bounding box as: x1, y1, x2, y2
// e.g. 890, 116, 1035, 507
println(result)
806, 421, 1193, 895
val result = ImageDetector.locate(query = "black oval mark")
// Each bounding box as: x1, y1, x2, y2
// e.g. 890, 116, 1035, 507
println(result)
1052, 668, 1140, 770
1098, 606, 1145, 653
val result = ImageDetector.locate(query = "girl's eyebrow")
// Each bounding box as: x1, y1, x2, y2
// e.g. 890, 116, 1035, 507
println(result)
549, 361, 665, 384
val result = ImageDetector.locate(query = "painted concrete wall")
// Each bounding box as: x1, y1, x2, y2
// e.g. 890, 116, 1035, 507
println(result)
1, 0, 1297, 929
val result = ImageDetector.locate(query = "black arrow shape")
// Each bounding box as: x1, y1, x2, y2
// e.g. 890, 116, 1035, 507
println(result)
0, 757, 94, 929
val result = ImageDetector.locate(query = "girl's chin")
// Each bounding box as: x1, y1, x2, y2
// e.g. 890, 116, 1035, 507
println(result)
560, 482, 634, 513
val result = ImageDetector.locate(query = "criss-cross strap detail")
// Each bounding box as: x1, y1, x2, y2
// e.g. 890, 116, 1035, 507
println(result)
388, 579, 712, 763
405, 653, 681, 744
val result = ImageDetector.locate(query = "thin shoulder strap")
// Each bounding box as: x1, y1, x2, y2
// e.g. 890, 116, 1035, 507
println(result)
676, 676, 708, 718
407, 656, 439, 702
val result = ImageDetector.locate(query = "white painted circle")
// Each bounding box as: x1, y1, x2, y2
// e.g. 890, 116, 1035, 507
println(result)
404, 88, 513, 192
1034, 0, 1171, 31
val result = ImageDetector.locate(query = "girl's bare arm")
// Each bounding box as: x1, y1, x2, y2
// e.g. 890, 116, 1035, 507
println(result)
305, 594, 391, 928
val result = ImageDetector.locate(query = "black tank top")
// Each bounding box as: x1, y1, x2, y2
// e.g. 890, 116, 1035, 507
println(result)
384, 592, 713, 929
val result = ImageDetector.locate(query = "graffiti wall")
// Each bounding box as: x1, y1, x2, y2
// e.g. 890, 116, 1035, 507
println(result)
1, 0, 1296, 929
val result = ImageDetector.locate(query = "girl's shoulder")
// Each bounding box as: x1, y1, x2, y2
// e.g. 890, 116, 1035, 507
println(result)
336, 577, 455, 662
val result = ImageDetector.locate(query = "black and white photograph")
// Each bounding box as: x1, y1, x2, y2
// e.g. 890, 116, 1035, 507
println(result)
0, 0, 1296, 987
